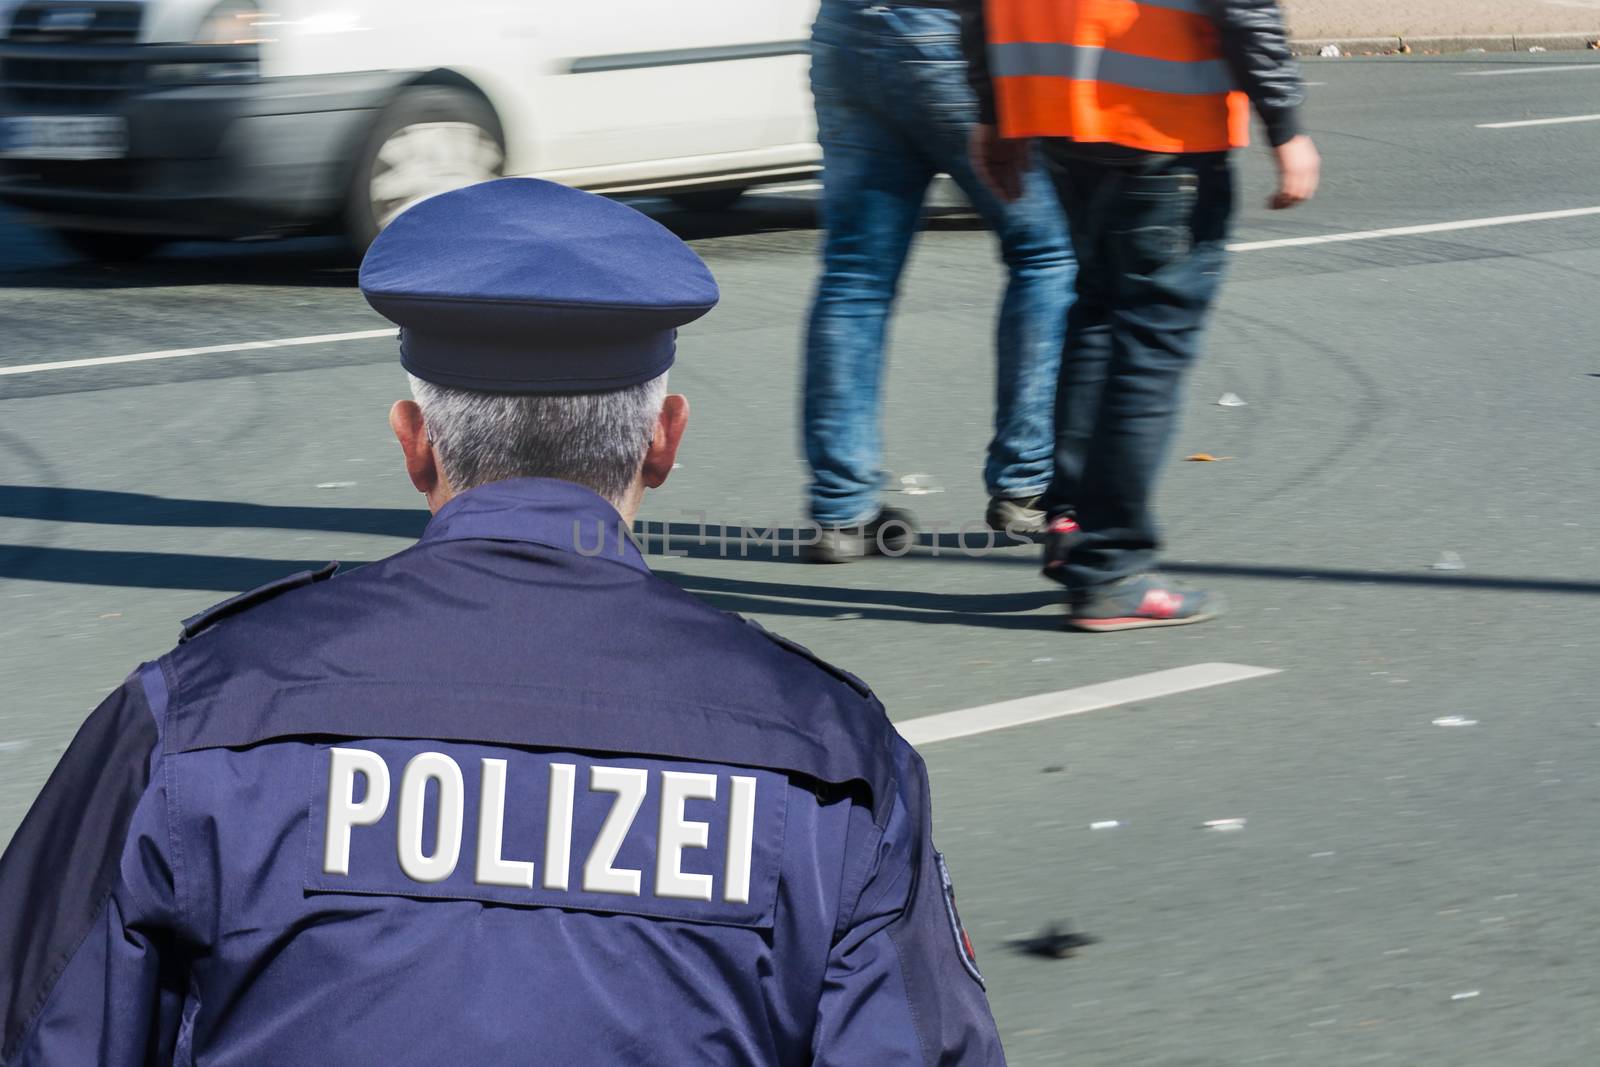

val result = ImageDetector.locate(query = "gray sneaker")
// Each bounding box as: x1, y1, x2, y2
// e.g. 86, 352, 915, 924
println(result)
804, 507, 919, 564
985, 495, 1047, 537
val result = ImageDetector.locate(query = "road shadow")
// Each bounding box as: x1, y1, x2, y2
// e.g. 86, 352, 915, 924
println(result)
0, 542, 1065, 632
0, 488, 1029, 561
0, 197, 824, 290
4, 488, 1598, 603
0, 484, 426, 538
8, 539, 1595, 639
0, 233, 362, 291
0, 545, 334, 593
632, 520, 1039, 565
656, 567, 1060, 631
1161, 561, 1600, 599
0, 189, 985, 291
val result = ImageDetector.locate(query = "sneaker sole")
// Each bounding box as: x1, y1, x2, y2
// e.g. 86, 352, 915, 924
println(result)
803, 547, 868, 564
986, 512, 1047, 536
1065, 610, 1220, 633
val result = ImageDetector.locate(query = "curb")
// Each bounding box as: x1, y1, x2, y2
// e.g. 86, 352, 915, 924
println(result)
1292, 32, 1599, 57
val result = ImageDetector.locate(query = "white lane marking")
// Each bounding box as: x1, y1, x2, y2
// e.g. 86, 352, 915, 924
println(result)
1228, 205, 1600, 252
898, 662, 1279, 747
1477, 113, 1600, 129
1457, 65, 1600, 77
0, 328, 395, 378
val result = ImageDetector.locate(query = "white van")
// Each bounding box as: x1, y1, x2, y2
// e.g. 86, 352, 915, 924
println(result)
0, 0, 821, 259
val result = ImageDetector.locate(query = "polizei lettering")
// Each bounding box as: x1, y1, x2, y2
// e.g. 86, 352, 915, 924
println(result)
321, 747, 759, 904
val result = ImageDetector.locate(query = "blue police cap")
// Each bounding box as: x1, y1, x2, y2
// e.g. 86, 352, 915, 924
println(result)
359, 178, 719, 393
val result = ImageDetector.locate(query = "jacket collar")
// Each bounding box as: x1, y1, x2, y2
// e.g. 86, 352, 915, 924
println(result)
418, 478, 649, 573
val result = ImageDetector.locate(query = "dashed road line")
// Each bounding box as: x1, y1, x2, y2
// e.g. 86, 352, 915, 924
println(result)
1456, 65, 1600, 77
0, 328, 394, 378
898, 662, 1280, 747
1228, 205, 1600, 252
1477, 113, 1600, 129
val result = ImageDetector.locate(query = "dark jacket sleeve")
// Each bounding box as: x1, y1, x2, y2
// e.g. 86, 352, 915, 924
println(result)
956, 0, 998, 126
1202, 0, 1306, 146
811, 737, 1006, 1065
0, 667, 186, 1067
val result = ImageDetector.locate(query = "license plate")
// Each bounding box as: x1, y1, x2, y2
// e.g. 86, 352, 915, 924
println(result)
0, 115, 128, 160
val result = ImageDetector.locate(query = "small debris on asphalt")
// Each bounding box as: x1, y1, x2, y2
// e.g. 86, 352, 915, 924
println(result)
1041, 765, 1065, 774
1431, 550, 1465, 572
830, 612, 864, 621
1090, 820, 1121, 830
1031, 656, 1055, 664
1010, 923, 1098, 959
1528, 46, 1547, 53
316, 481, 357, 489
1450, 990, 1481, 1002
1433, 716, 1478, 727
1203, 818, 1247, 832
1216, 392, 1248, 407
1319, 44, 1342, 57
894, 473, 943, 496
1184, 453, 1233, 462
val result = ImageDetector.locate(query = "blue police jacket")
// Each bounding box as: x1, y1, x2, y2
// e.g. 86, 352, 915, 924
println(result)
0, 479, 1004, 1066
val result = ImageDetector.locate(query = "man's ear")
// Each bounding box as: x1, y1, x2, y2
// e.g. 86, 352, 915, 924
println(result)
641, 394, 689, 489
389, 400, 441, 497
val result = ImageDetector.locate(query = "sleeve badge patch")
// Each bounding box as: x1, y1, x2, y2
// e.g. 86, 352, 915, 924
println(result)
936, 850, 984, 988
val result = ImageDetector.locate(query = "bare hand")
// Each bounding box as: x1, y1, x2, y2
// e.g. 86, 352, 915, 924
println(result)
970, 123, 1031, 203
1269, 134, 1320, 210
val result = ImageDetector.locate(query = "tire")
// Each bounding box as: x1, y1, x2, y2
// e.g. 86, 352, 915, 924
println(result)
670, 187, 746, 213
54, 230, 164, 263
343, 85, 505, 255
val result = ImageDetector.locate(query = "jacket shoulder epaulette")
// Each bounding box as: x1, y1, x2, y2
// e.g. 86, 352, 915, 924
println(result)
740, 616, 875, 700
179, 562, 340, 643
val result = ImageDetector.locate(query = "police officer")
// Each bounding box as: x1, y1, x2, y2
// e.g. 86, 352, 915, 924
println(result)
0, 179, 1004, 1065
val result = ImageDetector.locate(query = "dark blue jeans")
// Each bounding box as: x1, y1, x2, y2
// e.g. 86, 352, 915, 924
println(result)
1039, 144, 1235, 591
805, 0, 1075, 526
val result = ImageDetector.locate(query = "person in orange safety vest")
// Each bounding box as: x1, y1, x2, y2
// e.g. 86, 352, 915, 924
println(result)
958, 0, 1320, 631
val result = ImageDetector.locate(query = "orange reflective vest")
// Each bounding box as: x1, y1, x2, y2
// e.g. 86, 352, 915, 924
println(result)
986, 0, 1250, 153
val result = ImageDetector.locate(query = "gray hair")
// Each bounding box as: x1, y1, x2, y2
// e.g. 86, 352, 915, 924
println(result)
408, 372, 667, 505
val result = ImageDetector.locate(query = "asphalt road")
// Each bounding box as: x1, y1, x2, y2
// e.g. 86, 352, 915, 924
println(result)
3, 53, 1600, 1065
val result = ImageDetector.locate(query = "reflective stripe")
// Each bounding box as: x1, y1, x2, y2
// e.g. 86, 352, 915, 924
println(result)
1135, 0, 1207, 12
989, 41, 1233, 96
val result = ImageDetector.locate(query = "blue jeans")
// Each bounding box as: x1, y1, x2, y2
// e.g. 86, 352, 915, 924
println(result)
804, 0, 1075, 527
1039, 144, 1236, 591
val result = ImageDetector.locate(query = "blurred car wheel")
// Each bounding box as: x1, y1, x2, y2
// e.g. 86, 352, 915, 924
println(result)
53, 230, 165, 263
344, 85, 505, 254
669, 188, 747, 213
